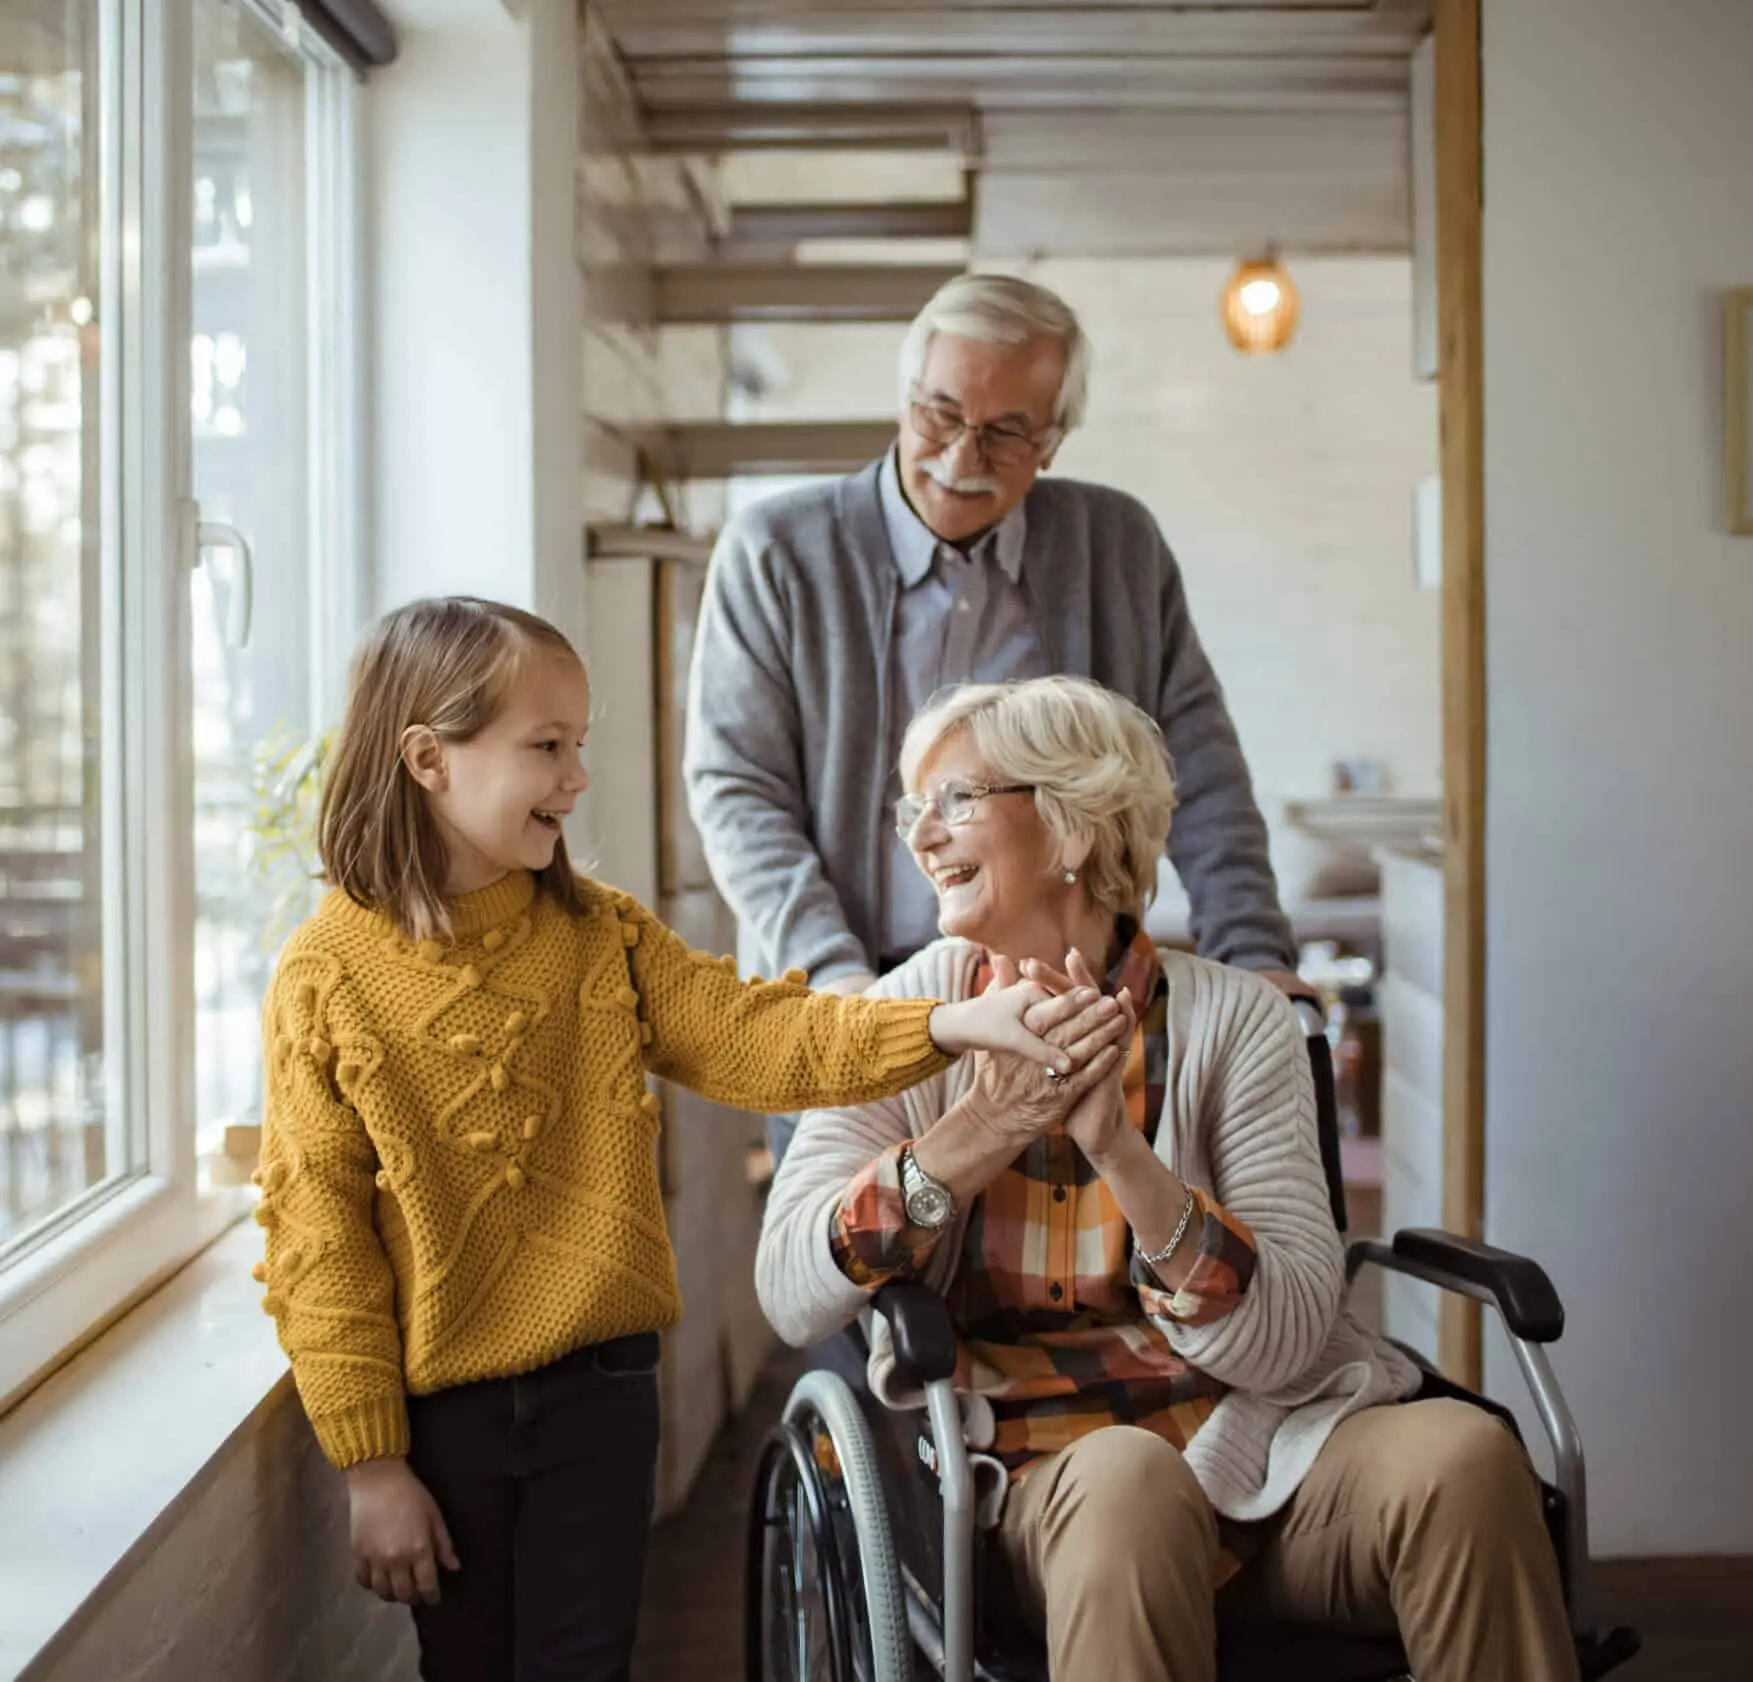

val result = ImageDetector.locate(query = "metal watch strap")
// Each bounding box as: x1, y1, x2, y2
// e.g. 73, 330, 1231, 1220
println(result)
899, 1143, 954, 1225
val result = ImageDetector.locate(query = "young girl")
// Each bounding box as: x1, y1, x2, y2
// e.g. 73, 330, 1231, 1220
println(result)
252, 596, 1121, 1682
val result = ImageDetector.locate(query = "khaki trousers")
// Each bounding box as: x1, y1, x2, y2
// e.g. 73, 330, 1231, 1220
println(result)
992, 1399, 1579, 1682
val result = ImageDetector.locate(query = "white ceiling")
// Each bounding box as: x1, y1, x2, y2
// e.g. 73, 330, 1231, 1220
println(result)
596, 1, 1434, 258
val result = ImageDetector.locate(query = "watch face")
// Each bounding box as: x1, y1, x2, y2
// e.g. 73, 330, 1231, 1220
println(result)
904, 1179, 953, 1229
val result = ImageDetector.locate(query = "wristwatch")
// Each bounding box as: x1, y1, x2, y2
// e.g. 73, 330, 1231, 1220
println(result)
898, 1144, 956, 1230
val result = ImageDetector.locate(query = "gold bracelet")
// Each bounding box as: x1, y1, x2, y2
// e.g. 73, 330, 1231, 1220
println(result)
1138, 1184, 1198, 1269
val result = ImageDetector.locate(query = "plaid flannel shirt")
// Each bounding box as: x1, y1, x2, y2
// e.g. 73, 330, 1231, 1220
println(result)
831, 925, 1258, 1491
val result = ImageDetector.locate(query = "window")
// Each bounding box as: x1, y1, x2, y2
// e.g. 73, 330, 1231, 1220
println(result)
189, 0, 318, 1173
0, 0, 122, 1257
0, 1, 363, 1407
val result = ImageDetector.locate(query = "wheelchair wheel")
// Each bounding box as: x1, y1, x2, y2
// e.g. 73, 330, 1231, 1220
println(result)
745, 1369, 912, 1682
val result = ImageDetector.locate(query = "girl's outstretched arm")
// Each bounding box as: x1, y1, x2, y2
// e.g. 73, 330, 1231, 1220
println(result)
610, 894, 1077, 1113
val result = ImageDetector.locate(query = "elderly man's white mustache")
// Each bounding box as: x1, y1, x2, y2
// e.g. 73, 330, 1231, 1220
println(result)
920, 454, 1003, 497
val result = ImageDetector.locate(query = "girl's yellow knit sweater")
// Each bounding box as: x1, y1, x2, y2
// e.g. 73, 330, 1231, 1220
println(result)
255, 870, 948, 1469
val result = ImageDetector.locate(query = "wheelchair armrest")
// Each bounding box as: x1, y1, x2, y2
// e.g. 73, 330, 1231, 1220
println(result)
872, 1283, 958, 1385
1349, 1229, 1565, 1343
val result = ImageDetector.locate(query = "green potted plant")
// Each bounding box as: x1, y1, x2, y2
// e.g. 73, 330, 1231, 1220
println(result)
247, 724, 332, 957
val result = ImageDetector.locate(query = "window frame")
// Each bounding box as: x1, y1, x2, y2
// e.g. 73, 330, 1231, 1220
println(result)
0, 0, 366, 1410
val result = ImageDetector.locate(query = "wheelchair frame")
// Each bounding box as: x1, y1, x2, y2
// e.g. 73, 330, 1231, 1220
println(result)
746, 1015, 1639, 1682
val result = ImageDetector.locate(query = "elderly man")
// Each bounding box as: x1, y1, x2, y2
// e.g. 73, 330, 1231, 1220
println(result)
685, 274, 1301, 1152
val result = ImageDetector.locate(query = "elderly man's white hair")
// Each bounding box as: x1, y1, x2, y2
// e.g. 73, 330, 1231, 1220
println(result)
898, 273, 1093, 436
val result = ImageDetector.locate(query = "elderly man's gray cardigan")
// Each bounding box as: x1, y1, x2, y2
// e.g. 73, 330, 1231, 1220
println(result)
682, 458, 1294, 984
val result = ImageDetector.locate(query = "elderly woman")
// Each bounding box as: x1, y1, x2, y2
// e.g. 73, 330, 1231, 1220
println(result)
756, 676, 1577, 1682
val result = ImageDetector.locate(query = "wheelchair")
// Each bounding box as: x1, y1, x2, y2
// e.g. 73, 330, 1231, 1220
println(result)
744, 1007, 1642, 1682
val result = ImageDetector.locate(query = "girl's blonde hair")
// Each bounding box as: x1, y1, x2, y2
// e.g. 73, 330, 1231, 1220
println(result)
899, 675, 1178, 918
319, 596, 588, 940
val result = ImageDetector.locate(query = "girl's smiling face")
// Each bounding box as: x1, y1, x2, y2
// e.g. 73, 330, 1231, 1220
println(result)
409, 648, 592, 895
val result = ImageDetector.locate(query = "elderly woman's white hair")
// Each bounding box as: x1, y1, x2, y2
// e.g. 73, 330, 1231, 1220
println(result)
898, 274, 1093, 436
900, 675, 1176, 917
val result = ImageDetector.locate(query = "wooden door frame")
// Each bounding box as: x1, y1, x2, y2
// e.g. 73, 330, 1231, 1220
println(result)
1434, 0, 1486, 1387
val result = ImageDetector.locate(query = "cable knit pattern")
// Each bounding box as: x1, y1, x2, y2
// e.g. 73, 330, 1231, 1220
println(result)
255, 871, 951, 1469
757, 939, 1420, 1523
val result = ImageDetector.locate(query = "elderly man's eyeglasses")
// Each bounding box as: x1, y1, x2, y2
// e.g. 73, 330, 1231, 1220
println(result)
907, 393, 1055, 468
894, 781, 1035, 838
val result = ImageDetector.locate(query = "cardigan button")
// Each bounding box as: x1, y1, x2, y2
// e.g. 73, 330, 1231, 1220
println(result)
616, 986, 638, 1009
782, 968, 807, 986
620, 921, 640, 948
639, 1021, 653, 1046
639, 1094, 662, 1120
482, 928, 506, 952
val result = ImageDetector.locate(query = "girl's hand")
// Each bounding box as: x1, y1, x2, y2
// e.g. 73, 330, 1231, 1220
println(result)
944, 956, 1133, 1142
346, 1456, 460, 1605
928, 965, 1118, 1073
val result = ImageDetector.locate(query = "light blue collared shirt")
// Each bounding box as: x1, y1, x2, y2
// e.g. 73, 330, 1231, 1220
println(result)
878, 449, 1050, 959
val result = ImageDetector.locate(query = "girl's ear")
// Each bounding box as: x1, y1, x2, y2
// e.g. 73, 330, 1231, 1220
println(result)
401, 725, 448, 794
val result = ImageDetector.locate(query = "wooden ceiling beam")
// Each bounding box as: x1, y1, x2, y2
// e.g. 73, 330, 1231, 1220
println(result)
630, 421, 897, 480
654, 262, 963, 324
641, 101, 978, 154
633, 56, 1409, 114
611, 9, 1429, 61
724, 196, 973, 249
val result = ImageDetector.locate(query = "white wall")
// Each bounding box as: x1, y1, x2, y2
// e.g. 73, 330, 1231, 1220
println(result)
1049, 258, 1440, 916
728, 257, 1442, 917
368, 0, 584, 657
1481, 0, 1753, 1556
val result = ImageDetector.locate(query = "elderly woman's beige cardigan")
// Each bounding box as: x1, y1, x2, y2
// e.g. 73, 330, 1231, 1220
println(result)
756, 940, 1421, 1523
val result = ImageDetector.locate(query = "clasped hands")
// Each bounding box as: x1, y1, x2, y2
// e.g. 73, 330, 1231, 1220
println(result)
962, 950, 1137, 1160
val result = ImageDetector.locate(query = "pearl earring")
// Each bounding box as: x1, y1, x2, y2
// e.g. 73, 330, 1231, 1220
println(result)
1063, 868, 1078, 884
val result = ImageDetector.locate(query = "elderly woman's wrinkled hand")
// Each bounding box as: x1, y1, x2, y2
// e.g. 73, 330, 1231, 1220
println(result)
954, 955, 1132, 1144
1063, 980, 1139, 1161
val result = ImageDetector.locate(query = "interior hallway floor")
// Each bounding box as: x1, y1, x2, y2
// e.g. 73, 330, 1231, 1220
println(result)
634, 1340, 1749, 1682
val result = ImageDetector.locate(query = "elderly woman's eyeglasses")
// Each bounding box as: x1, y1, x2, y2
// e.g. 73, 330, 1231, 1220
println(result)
894, 781, 1035, 838
907, 392, 1055, 468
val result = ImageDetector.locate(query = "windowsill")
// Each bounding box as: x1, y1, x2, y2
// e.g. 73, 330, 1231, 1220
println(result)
0, 1222, 289, 1682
